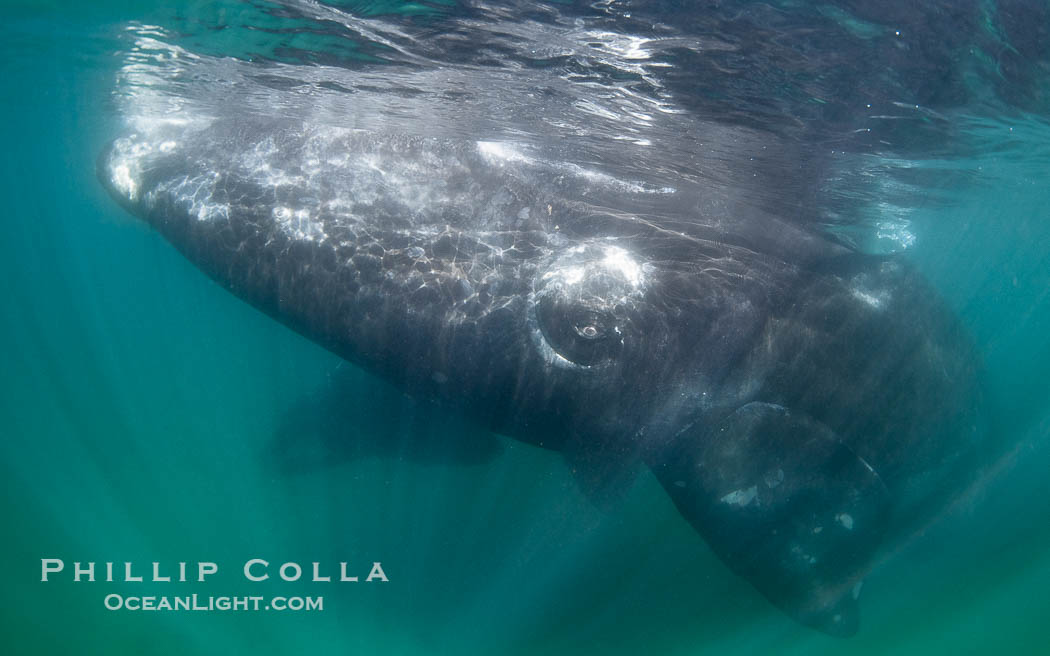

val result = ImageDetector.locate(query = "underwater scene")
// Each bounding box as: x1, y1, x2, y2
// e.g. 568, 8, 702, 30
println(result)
3, 0, 1050, 653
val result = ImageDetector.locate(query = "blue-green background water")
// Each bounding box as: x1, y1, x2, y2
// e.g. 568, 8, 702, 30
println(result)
3, 1, 1050, 654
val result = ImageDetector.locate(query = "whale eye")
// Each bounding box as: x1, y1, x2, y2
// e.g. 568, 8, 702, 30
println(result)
531, 243, 644, 367
576, 323, 600, 339
535, 297, 622, 366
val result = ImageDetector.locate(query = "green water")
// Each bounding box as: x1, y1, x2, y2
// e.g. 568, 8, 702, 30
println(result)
2, 2, 1050, 654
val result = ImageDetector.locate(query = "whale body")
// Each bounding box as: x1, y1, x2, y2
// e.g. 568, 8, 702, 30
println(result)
99, 117, 986, 635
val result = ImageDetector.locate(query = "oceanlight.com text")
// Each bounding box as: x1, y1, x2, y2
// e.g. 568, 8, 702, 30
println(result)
103, 593, 323, 612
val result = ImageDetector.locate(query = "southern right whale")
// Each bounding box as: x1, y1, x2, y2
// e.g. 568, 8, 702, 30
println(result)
97, 116, 988, 635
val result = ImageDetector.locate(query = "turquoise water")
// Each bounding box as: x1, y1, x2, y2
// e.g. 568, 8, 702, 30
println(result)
3, 2, 1050, 654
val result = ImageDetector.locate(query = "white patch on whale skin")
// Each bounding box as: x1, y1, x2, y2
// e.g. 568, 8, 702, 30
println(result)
720, 485, 758, 507
836, 513, 854, 530
111, 163, 139, 201
541, 243, 646, 291
558, 161, 675, 195
559, 265, 586, 286
601, 245, 642, 288
477, 141, 673, 195
108, 136, 156, 202
476, 141, 532, 165
110, 132, 215, 222
850, 273, 891, 309
851, 287, 888, 309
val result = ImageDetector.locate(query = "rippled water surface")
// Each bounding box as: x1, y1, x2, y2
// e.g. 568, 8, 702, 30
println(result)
3, 1, 1050, 653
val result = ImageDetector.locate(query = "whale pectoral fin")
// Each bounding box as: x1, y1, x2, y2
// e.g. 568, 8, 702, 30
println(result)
562, 437, 640, 510
264, 369, 503, 474
647, 402, 890, 637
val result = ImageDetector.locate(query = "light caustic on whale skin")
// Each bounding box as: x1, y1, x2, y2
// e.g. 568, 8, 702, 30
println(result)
99, 115, 988, 637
